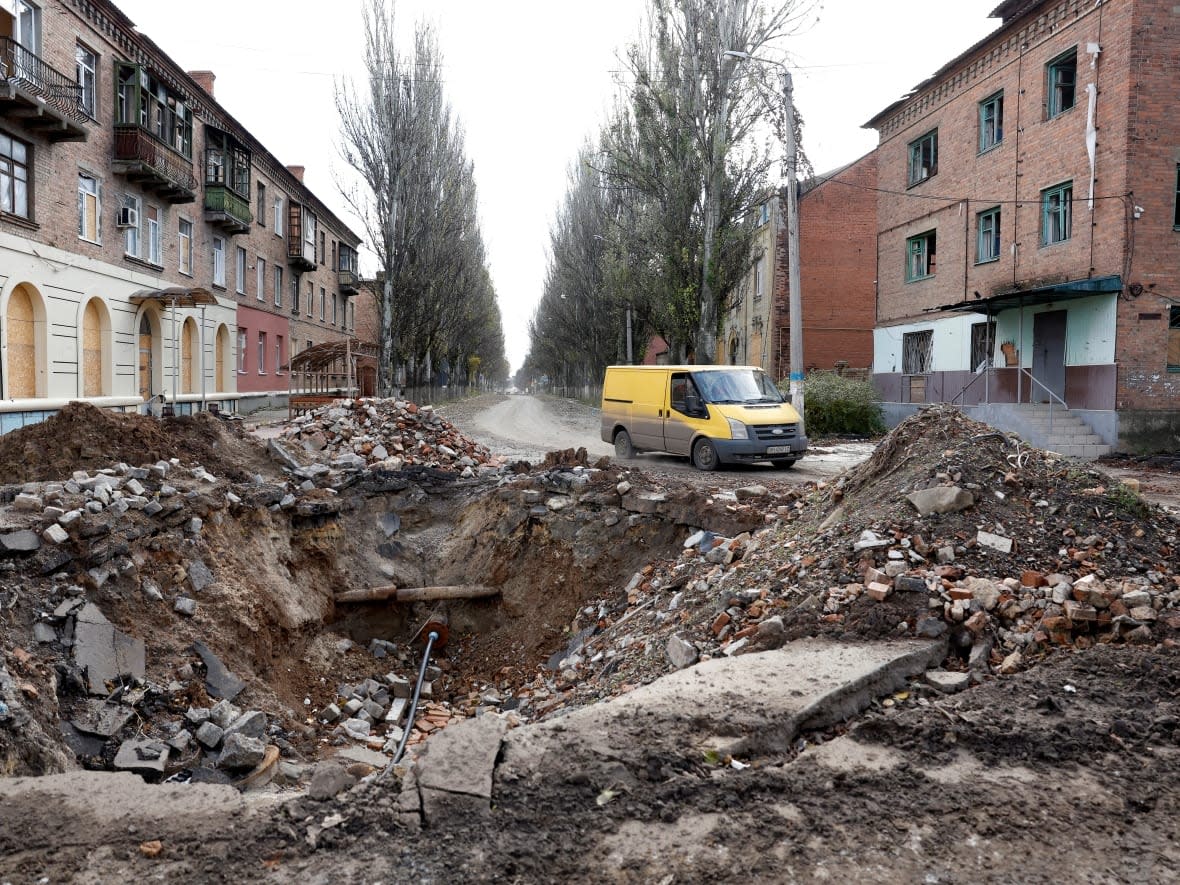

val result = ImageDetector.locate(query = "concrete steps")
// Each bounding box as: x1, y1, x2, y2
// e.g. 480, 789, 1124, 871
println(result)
968, 403, 1113, 459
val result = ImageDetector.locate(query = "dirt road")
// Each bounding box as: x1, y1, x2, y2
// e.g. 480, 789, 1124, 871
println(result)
439, 393, 873, 484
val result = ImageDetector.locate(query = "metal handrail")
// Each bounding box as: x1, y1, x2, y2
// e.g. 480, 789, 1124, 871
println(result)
0, 37, 87, 123
949, 366, 993, 406
1017, 367, 1068, 436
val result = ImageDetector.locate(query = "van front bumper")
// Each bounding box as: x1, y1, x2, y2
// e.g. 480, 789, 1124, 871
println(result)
713, 435, 809, 463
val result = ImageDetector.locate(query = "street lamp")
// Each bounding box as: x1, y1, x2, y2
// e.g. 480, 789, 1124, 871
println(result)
724, 49, 805, 429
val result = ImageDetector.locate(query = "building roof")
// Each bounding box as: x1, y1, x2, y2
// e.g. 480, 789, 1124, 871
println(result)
930, 275, 1124, 314
79, 0, 362, 247
861, 2, 1040, 131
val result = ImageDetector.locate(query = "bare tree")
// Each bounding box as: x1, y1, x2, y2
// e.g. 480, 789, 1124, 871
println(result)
337, 0, 505, 395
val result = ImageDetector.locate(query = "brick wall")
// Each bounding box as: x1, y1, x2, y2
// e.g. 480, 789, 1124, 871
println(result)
871, 0, 1130, 325
771, 151, 878, 380
0, 0, 359, 392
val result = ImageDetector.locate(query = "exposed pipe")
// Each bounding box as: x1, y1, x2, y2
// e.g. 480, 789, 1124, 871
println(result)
381, 630, 440, 775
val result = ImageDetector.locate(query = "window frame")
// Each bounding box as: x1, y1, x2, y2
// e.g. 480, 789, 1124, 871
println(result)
978, 91, 1003, 153
275, 335, 284, 375
76, 42, 98, 119
236, 329, 247, 373
145, 204, 161, 265
1041, 181, 1073, 246
122, 193, 141, 258
212, 235, 226, 288
78, 172, 100, 244
1046, 48, 1078, 119
256, 256, 266, 303
902, 329, 934, 375
257, 331, 266, 375
907, 130, 938, 187
178, 217, 193, 274
235, 246, 247, 295
970, 320, 997, 372
1168, 306, 1180, 373
905, 230, 937, 282
976, 206, 1001, 264
256, 181, 266, 226
274, 265, 283, 307
273, 196, 283, 236
0, 132, 32, 220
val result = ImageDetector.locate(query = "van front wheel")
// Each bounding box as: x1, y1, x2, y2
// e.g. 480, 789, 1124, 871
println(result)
691, 437, 720, 471
614, 429, 636, 459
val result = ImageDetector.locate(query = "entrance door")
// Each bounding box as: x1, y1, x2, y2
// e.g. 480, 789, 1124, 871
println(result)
138, 314, 153, 400
1031, 310, 1067, 403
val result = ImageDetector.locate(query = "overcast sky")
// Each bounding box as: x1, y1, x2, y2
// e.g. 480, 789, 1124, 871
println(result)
113, 0, 1001, 372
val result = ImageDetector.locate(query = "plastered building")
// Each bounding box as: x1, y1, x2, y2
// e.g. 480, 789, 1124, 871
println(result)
0, 0, 360, 430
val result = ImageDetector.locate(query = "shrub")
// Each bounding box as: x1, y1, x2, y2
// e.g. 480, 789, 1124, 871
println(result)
779, 371, 885, 437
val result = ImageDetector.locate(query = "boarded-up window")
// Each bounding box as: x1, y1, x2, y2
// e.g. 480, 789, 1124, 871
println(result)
1168, 307, 1180, 371
182, 318, 196, 393
970, 321, 996, 372
7, 285, 36, 398
215, 325, 228, 391
902, 330, 933, 375
83, 299, 103, 397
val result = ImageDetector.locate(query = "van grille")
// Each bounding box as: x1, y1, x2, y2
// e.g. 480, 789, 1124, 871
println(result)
752, 423, 797, 441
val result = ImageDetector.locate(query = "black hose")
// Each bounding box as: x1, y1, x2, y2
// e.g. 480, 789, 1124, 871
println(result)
379, 630, 439, 779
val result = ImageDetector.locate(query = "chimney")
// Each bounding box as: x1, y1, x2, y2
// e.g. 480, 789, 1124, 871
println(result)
187, 70, 216, 97
286, 165, 305, 183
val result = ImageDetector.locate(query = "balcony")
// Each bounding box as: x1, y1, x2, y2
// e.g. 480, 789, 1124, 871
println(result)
0, 38, 90, 142
204, 185, 251, 234
112, 125, 196, 203
338, 269, 360, 293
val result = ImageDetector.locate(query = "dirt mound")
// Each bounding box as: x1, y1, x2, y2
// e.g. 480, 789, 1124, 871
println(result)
0, 403, 270, 484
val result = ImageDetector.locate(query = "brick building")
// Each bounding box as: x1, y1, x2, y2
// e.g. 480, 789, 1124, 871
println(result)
722, 155, 876, 382
0, 0, 361, 430
868, 0, 1180, 452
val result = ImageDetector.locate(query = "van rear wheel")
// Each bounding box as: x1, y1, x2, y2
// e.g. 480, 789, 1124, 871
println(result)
613, 429, 636, 459
691, 437, 720, 471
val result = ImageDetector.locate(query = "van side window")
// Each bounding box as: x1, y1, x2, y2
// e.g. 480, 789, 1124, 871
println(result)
670, 373, 699, 415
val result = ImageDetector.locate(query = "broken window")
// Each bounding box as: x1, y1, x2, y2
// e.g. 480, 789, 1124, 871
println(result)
971, 321, 997, 372
1174, 165, 1180, 229
977, 207, 1001, 263
902, 330, 933, 375
979, 92, 1003, 152
906, 230, 936, 281
1047, 48, 1077, 118
908, 130, 937, 186
1169, 306, 1180, 372
1042, 181, 1073, 245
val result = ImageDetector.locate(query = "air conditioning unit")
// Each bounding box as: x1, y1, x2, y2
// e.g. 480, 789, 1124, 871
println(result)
116, 206, 139, 228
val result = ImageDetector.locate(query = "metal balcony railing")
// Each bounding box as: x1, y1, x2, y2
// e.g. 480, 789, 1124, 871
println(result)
112, 124, 196, 199
204, 184, 252, 229
0, 37, 87, 124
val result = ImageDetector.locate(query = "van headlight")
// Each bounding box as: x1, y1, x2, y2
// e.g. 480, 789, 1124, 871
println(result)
726, 418, 749, 440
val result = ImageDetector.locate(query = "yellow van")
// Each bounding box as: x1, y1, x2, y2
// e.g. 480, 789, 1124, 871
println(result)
600, 365, 807, 470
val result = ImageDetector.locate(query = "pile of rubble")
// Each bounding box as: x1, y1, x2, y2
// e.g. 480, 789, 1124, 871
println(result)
277, 398, 499, 476
484, 409, 1180, 719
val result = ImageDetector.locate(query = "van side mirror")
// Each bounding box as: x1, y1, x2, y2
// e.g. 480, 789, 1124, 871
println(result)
684, 394, 704, 416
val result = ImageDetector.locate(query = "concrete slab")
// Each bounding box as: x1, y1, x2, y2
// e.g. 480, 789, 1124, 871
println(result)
191, 640, 246, 701
416, 714, 508, 802
499, 638, 946, 785
113, 738, 170, 775
71, 699, 134, 737
73, 604, 145, 695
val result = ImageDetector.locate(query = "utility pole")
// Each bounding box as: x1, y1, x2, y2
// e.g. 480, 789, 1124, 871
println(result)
781, 68, 805, 431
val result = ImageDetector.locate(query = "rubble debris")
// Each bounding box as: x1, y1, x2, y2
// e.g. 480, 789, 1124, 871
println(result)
275, 398, 499, 475
73, 604, 146, 695
191, 641, 246, 702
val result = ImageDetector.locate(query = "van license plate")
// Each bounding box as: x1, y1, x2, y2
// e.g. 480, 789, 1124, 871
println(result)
766, 445, 791, 455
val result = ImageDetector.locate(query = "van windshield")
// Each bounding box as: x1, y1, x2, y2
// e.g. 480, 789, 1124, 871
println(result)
691, 369, 784, 405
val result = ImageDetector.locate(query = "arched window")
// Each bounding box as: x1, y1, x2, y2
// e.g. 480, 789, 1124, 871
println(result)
81, 298, 109, 397
182, 317, 198, 393
215, 324, 230, 392
6, 283, 43, 398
